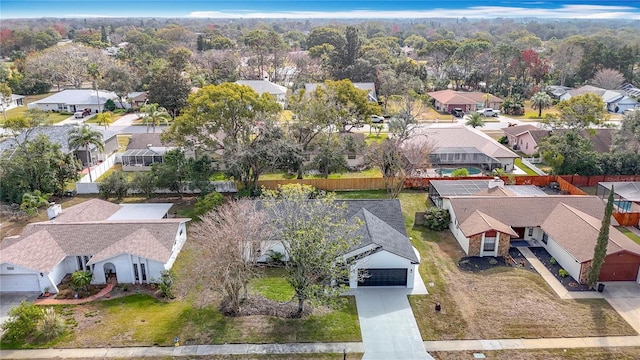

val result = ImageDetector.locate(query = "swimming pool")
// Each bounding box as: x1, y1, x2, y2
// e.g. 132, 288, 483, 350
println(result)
439, 167, 483, 176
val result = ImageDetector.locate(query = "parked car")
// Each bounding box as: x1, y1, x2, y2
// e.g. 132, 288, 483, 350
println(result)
74, 108, 92, 118
451, 108, 464, 117
477, 108, 500, 117
371, 115, 385, 123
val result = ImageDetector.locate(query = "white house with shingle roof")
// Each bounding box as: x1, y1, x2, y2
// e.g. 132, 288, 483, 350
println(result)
27, 89, 125, 114
236, 80, 288, 106
0, 199, 189, 294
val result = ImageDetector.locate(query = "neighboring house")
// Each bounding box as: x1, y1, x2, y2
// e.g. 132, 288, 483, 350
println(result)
1, 94, 25, 112
409, 125, 519, 172
258, 199, 420, 288
304, 82, 379, 103
596, 182, 640, 213
427, 90, 503, 113
0, 124, 118, 165
559, 85, 638, 113
236, 80, 288, 107
121, 133, 176, 171
0, 199, 190, 293
28, 89, 126, 114
502, 125, 614, 156
428, 178, 548, 208
440, 183, 640, 284
127, 91, 148, 108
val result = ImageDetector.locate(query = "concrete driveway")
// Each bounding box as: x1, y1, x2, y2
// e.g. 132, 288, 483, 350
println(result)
354, 288, 434, 360
601, 282, 640, 333
0, 292, 40, 325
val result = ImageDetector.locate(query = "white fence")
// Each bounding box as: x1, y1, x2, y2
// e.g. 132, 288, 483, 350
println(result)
78, 153, 117, 183
523, 156, 542, 164
521, 158, 547, 175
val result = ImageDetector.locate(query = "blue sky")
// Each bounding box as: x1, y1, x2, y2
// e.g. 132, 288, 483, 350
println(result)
2, 1, 639, 19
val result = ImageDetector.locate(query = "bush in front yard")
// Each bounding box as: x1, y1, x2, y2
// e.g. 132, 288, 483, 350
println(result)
1, 301, 44, 343
423, 207, 451, 231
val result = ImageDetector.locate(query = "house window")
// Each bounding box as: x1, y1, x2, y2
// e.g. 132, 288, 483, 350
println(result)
528, 227, 533, 237
542, 232, 548, 245
484, 238, 496, 252
520, 139, 523, 145
347, 153, 357, 160
140, 263, 147, 281
526, 143, 529, 149
7, 266, 14, 270
133, 263, 139, 281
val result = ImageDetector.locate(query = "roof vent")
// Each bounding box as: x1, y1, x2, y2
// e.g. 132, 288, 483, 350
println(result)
488, 177, 504, 189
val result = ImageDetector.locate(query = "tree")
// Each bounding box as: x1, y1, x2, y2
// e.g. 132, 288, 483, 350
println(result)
68, 125, 104, 183
140, 103, 171, 133
592, 68, 625, 90
545, 93, 608, 130
587, 187, 614, 288
152, 149, 187, 195
101, 64, 137, 108
54, 153, 82, 197
322, 79, 380, 133
177, 201, 271, 311
148, 67, 190, 119
466, 112, 485, 128
612, 110, 640, 155
94, 111, 113, 129
0, 301, 44, 342
131, 171, 156, 198
311, 134, 348, 178
20, 190, 50, 217
551, 40, 583, 86
530, 91, 552, 117
423, 207, 451, 231
71, 270, 93, 292
193, 191, 224, 218
261, 184, 362, 315
0, 82, 12, 123
87, 62, 102, 113
99, 172, 129, 200
451, 168, 470, 177
539, 131, 601, 175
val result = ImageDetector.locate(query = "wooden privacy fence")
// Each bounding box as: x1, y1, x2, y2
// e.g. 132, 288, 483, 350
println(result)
613, 212, 640, 227
256, 177, 388, 191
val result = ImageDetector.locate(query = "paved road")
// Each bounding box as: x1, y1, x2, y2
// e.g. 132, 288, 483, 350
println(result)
354, 288, 433, 360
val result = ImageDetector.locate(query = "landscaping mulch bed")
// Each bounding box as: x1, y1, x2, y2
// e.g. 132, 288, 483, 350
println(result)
529, 247, 592, 292
220, 295, 313, 318
458, 256, 507, 272
508, 247, 538, 274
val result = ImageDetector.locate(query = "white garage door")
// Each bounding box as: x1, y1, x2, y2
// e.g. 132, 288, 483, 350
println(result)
0, 274, 40, 292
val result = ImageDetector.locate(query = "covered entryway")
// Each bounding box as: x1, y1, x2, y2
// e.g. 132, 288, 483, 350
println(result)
0, 274, 40, 292
358, 269, 407, 287
104, 263, 117, 283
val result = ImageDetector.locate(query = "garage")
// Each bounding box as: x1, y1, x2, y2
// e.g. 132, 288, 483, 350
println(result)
0, 274, 40, 292
358, 268, 407, 286
597, 252, 640, 282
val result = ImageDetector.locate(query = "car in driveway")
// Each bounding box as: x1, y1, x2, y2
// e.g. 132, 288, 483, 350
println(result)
477, 108, 500, 117
451, 108, 464, 118
370, 115, 385, 123
74, 108, 92, 119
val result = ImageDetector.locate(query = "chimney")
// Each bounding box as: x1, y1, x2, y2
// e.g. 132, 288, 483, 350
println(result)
47, 202, 62, 220
488, 176, 504, 189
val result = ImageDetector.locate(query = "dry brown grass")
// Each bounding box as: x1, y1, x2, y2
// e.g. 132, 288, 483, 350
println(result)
431, 347, 640, 360
410, 227, 637, 340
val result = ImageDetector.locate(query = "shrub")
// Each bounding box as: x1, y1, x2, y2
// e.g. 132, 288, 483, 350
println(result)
104, 99, 116, 111
498, 135, 509, 145
558, 268, 569, 277
159, 270, 175, 299
550, 257, 557, 265
71, 270, 93, 292
423, 207, 451, 231
451, 168, 469, 177
99, 172, 129, 200
37, 307, 65, 341
193, 191, 224, 218
1, 301, 44, 342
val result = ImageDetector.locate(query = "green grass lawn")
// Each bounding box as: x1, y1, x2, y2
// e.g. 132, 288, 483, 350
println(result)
514, 158, 539, 175
618, 227, 640, 245
1, 94, 72, 125
249, 268, 295, 302
364, 133, 388, 144
259, 168, 383, 180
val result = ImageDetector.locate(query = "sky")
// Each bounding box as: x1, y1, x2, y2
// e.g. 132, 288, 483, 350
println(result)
1, 0, 640, 19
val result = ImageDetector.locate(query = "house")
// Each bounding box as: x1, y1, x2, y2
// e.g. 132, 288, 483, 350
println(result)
120, 133, 177, 171
502, 125, 614, 156
28, 89, 125, 114
127, 91, 148, 108
236, 80, 288, 107
0, 199, 190, 293
427, 90, 503, 114
1, 94, 25, 112
559, 85, 638, 113
304, 82, 379, 103
441, 186, 640, 284
428, 178, 548, 208
409, 125, 519, 172
259, 200, 420, 288
0, 124, 118, 165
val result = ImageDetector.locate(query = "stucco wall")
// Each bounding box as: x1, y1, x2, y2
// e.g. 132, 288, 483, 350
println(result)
544, 236, 582, 282
166, 222, 187, 269
444, 200, 470, 254
515, 132, 538, 155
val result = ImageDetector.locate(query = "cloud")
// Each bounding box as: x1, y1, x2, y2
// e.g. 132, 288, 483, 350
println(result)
188, 5, 640, 20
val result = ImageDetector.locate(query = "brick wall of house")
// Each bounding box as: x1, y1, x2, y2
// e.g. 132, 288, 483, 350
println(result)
468, 234, 481, 256
498, 233, 511, 257
579, 261, 591, 285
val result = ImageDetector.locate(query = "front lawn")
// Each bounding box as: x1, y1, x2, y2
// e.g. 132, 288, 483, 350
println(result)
396, 192, 637, 340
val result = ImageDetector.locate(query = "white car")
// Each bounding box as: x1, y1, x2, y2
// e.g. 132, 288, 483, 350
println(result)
477, 108, 500, 117
370, 115, 385, 123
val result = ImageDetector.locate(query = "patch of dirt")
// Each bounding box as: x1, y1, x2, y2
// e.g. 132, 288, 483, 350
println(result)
220, 295, 312, 318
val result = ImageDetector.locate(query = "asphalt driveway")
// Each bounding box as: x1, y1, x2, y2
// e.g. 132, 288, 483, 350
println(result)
0, 292, 40, 325
354, 288, 434, 360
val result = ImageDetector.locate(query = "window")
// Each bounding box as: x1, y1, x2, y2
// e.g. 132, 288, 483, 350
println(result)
528, 227, 533, 237
542, 232, 548, 245
140, 263, 147, 281
347, 153, 357, 160
526, 143, 529, 150
484, 238, 496, 252
133, 264, 139, 281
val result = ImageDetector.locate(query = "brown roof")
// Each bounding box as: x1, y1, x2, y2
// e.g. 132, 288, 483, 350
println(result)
127, 133, 166, 149
410, 126, 518, 159
529, 129, 551, 144
1, 220, 186, 272
52, 198, 121, 223
447, 195, 618, 228
502, 124, 538, 137
545, 129, 613, 153
541, 204, 640, 262
458, 210, 518, 237
427, 90, 503, 106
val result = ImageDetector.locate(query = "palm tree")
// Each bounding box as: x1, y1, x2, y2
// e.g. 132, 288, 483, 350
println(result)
140, 103, 171, 133
95, 111, 113, 129
68, 125, 104, 182
466, 112, 485, 128
87, 63, 101, 113
71, 270, 93, 293
531, 91, 552, 118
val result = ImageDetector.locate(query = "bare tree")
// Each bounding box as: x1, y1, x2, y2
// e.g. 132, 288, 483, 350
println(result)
366, 96, 433, 198
176, 201, 271, 312
592, 68, 626, 90
551, 40, 583, 87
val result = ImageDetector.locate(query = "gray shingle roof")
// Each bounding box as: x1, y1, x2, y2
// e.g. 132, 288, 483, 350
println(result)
0, 125, 117, 155
235, 80, 287, 95
31, 89, 118, 105
410, 126, 518, 159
